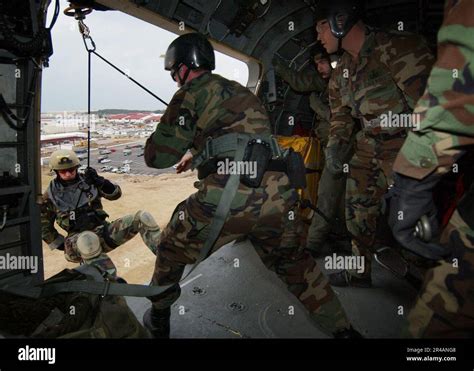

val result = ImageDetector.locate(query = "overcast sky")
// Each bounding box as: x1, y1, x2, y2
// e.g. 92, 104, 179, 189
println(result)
42, 4, 248, 112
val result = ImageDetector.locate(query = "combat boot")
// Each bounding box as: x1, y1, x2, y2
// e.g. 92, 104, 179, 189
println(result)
333, 326, 364, 339
143, 306, 171, 338
328, 270, 372, 288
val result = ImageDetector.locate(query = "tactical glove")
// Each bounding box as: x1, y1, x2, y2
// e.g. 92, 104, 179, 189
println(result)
388, 172, 449, 260
324, 145, 344, 175
84, 167, 105, 187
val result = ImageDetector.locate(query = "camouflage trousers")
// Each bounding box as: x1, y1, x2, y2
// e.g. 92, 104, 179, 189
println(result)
64, 210, 160, 276
149, 171, 351, 335
307, 136, 354, 251
306, 166, 347, 250
404, 209, 474, 338
346, 131, 406, 278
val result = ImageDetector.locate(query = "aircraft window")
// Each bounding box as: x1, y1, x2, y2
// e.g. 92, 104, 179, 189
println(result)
215, 53, 249, 87
42, 10, 248, 112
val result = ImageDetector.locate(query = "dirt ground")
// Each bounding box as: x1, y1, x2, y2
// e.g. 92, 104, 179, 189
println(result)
41, 170, 198, 282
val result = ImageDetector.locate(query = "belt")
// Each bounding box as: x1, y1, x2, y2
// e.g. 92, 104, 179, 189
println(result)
198, 157, 288, 179
361, 111, 412, 131
192, 132, 282, 170
361, 116, 382, 130
363, 129, 407, 141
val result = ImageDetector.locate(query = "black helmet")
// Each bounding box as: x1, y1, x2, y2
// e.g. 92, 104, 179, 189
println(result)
164, 33, 215, 71
316, 0, 364, 39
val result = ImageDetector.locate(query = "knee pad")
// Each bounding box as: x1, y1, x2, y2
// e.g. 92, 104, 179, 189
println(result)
135, 210, 160, 231
76, 231, 102, 260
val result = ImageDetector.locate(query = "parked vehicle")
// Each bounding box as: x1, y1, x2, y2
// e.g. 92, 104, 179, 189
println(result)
74, 148, 88, 155
99, 149, 112, 155
99, 158, 111, 164
100, 166, 113, 172
123, 149, 132, 156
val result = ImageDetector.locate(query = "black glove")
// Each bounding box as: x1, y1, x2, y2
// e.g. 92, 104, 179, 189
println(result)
324, 145, 344, 175
84, 167, 105, 187
388, 172, 448, 260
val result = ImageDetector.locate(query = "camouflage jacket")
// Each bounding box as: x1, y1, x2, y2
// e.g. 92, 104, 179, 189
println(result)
274, 60, 331, 142
328, 28, 435, 148
145, 72, 271, 169
41, 176, 121, 245
393, 0, 474, 179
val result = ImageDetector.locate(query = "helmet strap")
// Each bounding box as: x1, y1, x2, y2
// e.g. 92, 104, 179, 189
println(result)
336, 37, 344, 57
178, 65, 192, 86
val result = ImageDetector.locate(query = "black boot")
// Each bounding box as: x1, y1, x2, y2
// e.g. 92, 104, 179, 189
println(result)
143, 307, 171, 338
328, 270, 372, 288
333, 326, 364, 339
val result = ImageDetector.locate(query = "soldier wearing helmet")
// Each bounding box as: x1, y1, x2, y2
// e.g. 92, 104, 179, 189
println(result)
315, 0, 435, 287
143, 32, 361, 339
273, 43, 357, 257
41, 149, 161, 276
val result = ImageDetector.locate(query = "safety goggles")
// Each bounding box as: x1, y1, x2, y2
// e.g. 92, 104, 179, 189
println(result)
57, 167, 77, 175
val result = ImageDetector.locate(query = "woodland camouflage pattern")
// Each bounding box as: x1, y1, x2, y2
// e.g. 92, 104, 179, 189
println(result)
393, 0, 474, 338
273, 60, 352, 250
41, 179, 120, 243
274, 60, 331, 145
328, 29, 435, 147
328, 29, 435, 278
145, 72, 352, 334
41, 177, 159, 276
145, 73, 270, 167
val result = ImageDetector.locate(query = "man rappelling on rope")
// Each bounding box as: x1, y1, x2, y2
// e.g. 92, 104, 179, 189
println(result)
41, 149, 161, 277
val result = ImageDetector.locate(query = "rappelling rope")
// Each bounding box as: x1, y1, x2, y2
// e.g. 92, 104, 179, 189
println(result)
64, 6, 169, 167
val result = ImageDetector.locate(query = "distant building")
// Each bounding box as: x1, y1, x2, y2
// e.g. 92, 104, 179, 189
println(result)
41, 111, 98, 134
106, 112, 162, 124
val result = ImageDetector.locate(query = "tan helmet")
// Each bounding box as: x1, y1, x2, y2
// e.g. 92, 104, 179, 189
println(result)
76, 231, 102, 260
49, 149, 80, 171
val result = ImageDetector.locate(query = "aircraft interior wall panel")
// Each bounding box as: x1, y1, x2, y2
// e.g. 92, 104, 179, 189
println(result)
0, 65, 18, 143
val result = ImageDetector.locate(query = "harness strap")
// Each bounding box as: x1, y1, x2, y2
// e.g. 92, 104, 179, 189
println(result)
182, 134, 250, 280
191, 132, 281, 170
0, 265, 174, 299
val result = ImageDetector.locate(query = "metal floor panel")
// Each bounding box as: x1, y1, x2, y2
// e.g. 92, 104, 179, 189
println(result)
126, 240, 418, 338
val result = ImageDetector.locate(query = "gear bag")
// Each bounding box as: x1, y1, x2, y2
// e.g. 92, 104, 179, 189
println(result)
0, 265, 175, 338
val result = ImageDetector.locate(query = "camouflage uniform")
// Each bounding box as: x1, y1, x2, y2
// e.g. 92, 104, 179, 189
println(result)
328, 29, 434, 279
274, 60, 331, 144
145, 72, 352, 334
274, 61, 355, 251
41, 176, 159, 276
393, 0, 474, 337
